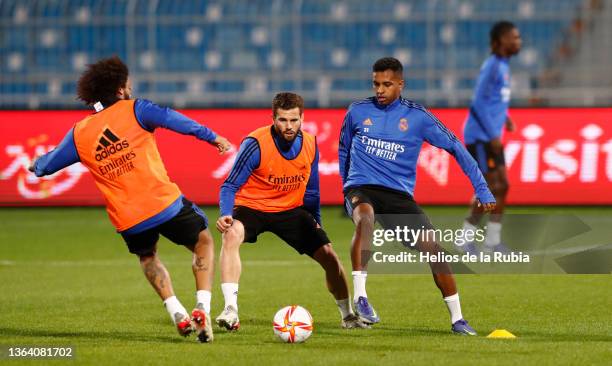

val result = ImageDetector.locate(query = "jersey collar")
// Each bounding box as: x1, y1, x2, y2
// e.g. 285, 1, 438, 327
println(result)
374, 96, 402, 111
493, 54, 510, 63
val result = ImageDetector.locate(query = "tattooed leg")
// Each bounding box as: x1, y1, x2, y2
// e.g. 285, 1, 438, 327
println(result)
139, 253, 175, 300
187, 229, 215, 292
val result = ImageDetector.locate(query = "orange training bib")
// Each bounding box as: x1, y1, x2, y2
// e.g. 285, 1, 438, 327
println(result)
73, 100, 181, 231
234, 126, 316, 212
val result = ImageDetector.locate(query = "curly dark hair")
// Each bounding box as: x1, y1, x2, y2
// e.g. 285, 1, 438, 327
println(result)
272, 92, 304, 117
77, 56, 129, 106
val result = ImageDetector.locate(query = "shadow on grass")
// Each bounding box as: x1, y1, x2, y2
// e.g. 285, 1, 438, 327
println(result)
315, 328, 451, 339
310, 320, 449, 336
226, 317, 451, 338
513, 330, 612, 343
0, 327, 191, 344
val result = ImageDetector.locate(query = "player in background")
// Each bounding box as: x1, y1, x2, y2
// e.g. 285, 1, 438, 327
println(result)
460, 21, 522, 253
215, 92, 368, 331
339, 57, 496, 335
29, 56, 231, 343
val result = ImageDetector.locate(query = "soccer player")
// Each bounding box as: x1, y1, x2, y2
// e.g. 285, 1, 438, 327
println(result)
29, 56, 231, 342
339, 57, 496, 335
461, 21, 522, 253
215, 92, 368, 330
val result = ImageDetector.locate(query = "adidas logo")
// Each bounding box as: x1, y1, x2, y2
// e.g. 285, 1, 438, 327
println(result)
96, 128, 120, 151
363, 118, 373, 126
95, 128, 130, 161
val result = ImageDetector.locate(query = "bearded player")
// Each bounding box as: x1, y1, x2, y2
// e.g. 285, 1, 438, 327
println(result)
215, 92, 368, 330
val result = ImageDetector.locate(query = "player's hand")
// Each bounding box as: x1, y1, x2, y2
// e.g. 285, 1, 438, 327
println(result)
505, 118, 516, 132
27, 157, 38, 173
216, 215, 234, 233
212, 136, 231, 155
478, 201, 496, 212
490, 138, 503, 155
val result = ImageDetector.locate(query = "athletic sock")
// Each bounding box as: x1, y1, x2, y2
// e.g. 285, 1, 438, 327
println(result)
163, 296, 188, 323
195, 290, 211, 314
458, 220, 478, 246
485, 221, 502, 247
221, 283, 239, 311
462, 220, 478, 232
335, 298, 353, 319
352, 271, 368, 301
443, 293, 463, 324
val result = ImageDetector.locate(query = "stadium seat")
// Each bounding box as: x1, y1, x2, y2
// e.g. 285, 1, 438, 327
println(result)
0, 0, 583, 108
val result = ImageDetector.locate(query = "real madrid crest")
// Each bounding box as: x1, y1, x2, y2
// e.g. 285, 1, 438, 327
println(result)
398, 118, 408, 132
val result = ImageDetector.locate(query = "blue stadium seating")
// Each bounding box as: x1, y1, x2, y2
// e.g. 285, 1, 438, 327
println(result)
0, 0, 583, 108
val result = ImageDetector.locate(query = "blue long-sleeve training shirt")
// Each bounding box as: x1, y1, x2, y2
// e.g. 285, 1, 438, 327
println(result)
219, 128, 321, 225
464, 54, 511, 144
33, 99, 218, 233
339, 96, 495, 204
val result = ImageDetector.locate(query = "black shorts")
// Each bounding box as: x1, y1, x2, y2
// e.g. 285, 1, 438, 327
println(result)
121, 197, 208, 256
344, 185, 434, 233
466, 141, 505, 173
233, 205, 330, 257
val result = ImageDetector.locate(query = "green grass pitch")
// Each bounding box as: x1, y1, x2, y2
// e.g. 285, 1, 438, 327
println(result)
0, 206, 610, 365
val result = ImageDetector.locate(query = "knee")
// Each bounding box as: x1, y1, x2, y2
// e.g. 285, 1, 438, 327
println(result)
315, 245, 342, 269
222, 226, 243, 251
196, 229, 214, 248
139, 252, 157, 265
491, 179, 509, 196
416, 240, 443, 254
321, 244, 339, 260
500, 179, 509, 194
353, 205, 375, 230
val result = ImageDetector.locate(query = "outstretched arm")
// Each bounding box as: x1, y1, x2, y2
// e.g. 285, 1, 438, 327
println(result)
29, 128, 80, 177
421, 111, 496, 209
134, 99, 230, 153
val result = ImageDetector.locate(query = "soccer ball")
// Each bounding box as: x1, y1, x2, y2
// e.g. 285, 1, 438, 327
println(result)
273, 305, 313, 343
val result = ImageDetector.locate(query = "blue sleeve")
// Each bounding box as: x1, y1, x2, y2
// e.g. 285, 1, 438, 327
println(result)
303, 143, 321, 225
471, 62, 500, 140
338, 109, 354, 186
421, 111, 495, 204
33, 128, 80, 177
134, 99, 217, 142
219, 138, 260, 217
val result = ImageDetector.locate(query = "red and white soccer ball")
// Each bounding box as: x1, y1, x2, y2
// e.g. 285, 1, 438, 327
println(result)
273, 305, 313, 343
